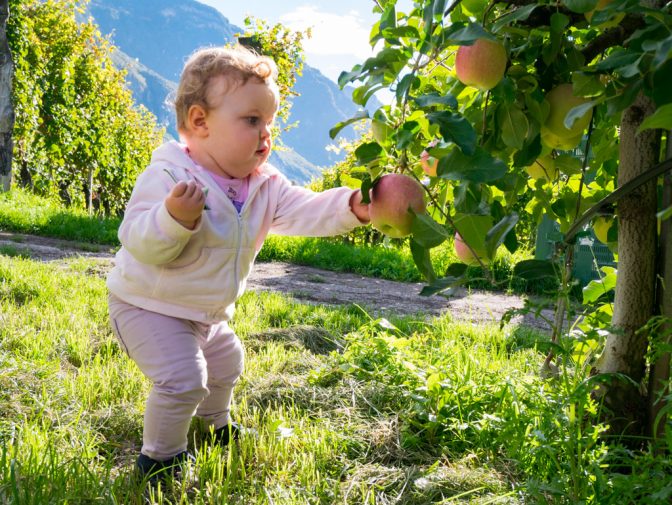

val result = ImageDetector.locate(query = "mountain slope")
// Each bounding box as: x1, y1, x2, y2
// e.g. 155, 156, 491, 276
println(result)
87, 0, 371, 183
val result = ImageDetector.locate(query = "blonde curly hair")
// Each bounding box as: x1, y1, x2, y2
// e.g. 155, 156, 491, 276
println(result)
174, 45, 278, 133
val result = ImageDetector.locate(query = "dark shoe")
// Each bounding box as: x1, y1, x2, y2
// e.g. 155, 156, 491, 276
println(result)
211, 422, 241, 446
135, 450, 195, 483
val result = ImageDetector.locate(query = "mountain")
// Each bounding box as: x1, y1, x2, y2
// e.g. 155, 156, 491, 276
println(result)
86, 0, 373, 184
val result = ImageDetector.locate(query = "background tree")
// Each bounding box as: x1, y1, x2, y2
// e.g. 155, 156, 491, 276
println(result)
335, 0, 672, 437
7, 0, 163, 215
0, 0, 13, 192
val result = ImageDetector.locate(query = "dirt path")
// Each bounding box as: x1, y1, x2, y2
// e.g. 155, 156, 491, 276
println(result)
0, 232, 554, 331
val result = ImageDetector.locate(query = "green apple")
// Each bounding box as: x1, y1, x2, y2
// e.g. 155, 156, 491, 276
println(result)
543, 84, 593, 141
540, 126, 584, 151
454, 232, 489, 266
455, 38, 507, 91
369, 173, 426, 238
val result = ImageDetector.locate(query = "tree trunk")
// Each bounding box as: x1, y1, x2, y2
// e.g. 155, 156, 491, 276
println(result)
597, 93, 661, 436
649, 132, 672, 442
0, 0, 13, 192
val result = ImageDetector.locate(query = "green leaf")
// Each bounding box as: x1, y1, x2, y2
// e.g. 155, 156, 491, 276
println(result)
396, 73, 417, 103
562, 0, 598, 13
513, 259, 560, 281
593, 49, 640, 72
419, 274, 466, 296
411, 239, 436, 282
582, 266, 617, 304
453, 214, 492, 254
485, 213, 519, 260
497, 105, 529, 149
438, 148, 508, 183
395, 121, 421, 150
492, 4, 537, 33
445, 262, 468, 277
564, 101, 596, 130
329, 109, 369, 139
354, 142, 383, 165
338, 66, 364, 88
442, 22, 493, 44
412, 214, 450, 248
637, 103, 672, 133
550, 12, 570, 33
572, 72, 605, 97
413, 92, 458, 109
426, 111, 477, 155
382, 26, 420, 40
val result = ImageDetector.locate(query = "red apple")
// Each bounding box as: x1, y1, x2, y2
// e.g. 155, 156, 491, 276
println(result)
369, 173, 426, 238
543, 84, 593, 142
420, 150, 439, 177
454, 232, 489, 266
455, 38, 507, 91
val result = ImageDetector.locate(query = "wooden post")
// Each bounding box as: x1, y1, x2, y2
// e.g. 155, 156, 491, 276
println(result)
0, 0, 14, 192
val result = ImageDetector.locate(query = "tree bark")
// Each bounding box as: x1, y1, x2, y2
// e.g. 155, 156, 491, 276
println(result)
597, 93, 661, 436
0, 0, 14, 192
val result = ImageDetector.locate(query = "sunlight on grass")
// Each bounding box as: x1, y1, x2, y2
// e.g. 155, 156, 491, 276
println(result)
0, 253, 670, 504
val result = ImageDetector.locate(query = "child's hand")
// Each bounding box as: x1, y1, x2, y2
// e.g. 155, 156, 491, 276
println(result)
165, 180, 206, 229
349, 189, 370, 224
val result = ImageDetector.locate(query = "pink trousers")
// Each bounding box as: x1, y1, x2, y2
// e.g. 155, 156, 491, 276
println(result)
108, 294, 244, 461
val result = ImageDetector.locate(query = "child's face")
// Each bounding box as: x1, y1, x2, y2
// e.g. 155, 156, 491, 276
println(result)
198, 76, 279, 179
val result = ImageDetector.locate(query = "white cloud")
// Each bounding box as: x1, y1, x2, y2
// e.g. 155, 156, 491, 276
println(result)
279, 6, 373, 60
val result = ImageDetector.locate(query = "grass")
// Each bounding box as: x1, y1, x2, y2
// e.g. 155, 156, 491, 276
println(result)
0, 254, 670, 504
0, 187, 554, 295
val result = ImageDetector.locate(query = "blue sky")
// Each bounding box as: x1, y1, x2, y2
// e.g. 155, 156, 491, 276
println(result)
197, 1, 385, 84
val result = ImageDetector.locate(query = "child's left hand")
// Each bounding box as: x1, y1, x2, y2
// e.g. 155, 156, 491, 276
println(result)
349, 190, 370, 224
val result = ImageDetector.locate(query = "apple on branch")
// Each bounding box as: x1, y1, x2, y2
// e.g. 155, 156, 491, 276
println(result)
541, 84, 593, 150
455, 38, 507, 91
369, 173, 426, 239
420, 139, 440, 177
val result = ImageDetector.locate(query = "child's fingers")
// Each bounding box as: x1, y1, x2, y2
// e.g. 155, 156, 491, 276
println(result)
170, 180, 188, 198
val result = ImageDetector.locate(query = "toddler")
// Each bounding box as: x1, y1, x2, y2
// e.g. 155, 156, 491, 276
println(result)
106, 45, 370, 480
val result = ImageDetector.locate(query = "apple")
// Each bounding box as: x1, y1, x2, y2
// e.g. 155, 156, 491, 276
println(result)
455, 38, 507, 91
525, 155, 558, 182
540, 127, 584, 151
369, 173, 426, 238
454, 232, 488, 266
420, 150, 439, 177
543, 84, 593, 142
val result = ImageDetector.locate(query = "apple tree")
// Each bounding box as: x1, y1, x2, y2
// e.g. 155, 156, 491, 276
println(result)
333, 0, 672, 437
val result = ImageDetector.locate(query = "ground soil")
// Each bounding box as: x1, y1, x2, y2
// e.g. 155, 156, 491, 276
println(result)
0, 231, 556, 331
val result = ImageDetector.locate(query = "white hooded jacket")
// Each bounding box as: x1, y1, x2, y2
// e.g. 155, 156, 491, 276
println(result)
107, 141, 362, 323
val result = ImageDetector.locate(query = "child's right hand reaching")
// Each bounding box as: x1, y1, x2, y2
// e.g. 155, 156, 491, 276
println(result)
164, 180, 206, 230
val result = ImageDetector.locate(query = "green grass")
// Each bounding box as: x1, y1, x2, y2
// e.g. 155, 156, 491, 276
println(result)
0, 188, 554, 294
0, 254, 670, 504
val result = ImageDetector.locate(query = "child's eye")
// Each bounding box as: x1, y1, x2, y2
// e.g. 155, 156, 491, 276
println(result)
246, 117, 259, 126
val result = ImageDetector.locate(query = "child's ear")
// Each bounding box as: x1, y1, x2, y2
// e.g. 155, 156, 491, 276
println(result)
186, 105, 208, 137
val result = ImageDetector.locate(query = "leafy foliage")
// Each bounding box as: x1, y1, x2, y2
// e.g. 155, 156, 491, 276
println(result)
7, 0, 163, 215
335, 0, 671, 295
